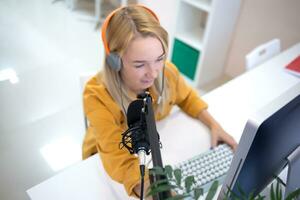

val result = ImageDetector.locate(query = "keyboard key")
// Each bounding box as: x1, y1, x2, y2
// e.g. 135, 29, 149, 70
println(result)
173, 144, 234, 194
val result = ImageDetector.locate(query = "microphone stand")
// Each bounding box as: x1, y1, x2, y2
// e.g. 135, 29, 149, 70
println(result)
138, 92, 171, 200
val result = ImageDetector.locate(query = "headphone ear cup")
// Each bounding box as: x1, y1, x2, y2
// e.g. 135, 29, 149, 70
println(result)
106, 52, 122, 71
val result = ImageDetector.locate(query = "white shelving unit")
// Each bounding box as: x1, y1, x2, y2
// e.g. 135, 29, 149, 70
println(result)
182, 0, 212, 13
170, 0, 241, 87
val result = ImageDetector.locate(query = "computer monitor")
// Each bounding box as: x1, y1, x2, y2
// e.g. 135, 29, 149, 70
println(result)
218, 83, 300, 199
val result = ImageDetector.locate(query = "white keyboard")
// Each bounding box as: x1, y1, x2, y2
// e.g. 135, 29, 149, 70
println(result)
173, 144, 234, 193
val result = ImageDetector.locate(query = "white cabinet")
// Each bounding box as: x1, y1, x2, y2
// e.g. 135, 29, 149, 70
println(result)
170, 0, 241, 87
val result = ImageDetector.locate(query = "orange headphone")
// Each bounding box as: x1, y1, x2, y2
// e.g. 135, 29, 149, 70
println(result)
101, 5, 160, 71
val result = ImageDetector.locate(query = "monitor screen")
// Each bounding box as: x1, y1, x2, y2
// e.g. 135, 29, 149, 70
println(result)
219, 83, 300, 199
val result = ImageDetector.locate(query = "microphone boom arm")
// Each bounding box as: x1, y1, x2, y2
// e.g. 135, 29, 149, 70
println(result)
138, 92, 170, 200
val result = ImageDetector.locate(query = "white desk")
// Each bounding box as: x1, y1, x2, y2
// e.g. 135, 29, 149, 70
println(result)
27, 43, 300, 200
203, 42, 300, 142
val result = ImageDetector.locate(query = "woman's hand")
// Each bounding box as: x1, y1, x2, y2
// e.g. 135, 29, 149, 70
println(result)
210, 124, 237, 150
197, 110, 237, 150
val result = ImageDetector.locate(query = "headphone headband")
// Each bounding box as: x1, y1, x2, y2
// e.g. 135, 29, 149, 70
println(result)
101, 5, 160, 55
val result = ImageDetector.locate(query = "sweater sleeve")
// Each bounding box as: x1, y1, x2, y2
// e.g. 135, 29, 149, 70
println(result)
83, 84, 148, 197
167, 62, 208, 118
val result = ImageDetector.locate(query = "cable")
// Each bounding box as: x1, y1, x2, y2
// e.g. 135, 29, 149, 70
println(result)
140, 165, 145, 200
157, 65, 165, 105
118, 71, 127, 115
161, 64, 165, 96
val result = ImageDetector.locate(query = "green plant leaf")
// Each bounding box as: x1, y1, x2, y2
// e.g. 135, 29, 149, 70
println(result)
275, 181, 283, 200
224, 185, 266, 200
222, 186, 232, 200
224, 186, 241, 200
146, 184, 178, 197
247, 191, 255, 200
237, 184, 248, 199
165, 194, 190, 200
148, 179, 171, 189
174, 168, 182, 186
285, 188, 300, 200
165, 165, 174, 179
271, 183, 276, 200
194, 187, 204, 200
205, 181, 219, 200
150, 166, 166, 176
184, 176, 195, 193
256, 194, 266, 200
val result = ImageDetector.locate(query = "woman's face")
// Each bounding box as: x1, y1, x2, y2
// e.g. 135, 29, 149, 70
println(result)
120, 36, 165, 94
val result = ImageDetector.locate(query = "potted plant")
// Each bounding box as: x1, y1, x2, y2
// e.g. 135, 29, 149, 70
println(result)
147, 165, 300, 200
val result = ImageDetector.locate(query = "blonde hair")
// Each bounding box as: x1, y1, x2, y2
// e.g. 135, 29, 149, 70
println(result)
99, 5, 170, 116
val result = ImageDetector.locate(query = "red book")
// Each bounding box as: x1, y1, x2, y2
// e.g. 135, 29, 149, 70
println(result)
285, 55, 300, 77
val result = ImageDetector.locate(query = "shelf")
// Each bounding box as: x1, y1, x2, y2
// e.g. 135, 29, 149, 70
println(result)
172, 0, 241, 87
181, 0, 212, 13
175, 1, 208, 51
175, 27, 205, 51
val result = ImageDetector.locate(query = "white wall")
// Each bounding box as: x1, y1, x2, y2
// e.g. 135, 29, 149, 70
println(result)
225, 0, 300, 77
138, 0, 178, 58
138, 0, 300, 79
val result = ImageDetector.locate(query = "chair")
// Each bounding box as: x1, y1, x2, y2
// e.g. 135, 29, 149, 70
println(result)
246, 38, 281, 70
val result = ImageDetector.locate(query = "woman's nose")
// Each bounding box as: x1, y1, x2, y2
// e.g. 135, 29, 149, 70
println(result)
146, 64, 158, 78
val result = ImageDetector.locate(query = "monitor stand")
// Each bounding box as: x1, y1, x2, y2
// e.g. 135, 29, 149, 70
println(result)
285, 145, 300, 199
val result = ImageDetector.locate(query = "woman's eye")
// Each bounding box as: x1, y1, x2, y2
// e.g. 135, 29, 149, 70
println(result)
134, 64, 144, 68
156, 57, 164, 62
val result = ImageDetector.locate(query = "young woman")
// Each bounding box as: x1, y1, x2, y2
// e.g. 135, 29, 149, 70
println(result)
82, 4, 237, 199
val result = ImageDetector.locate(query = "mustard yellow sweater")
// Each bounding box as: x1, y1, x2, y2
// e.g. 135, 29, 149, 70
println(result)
82, 61, 208, 197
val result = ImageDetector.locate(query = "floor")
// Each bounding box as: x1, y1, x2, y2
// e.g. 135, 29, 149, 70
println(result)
0, 1, 231, 199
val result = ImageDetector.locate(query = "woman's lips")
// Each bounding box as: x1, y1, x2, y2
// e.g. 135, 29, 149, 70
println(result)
141, 79, 154, 84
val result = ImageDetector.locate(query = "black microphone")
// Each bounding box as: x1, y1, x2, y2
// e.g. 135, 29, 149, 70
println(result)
120, 99, 151, 200
120, 93, 169, 200
120, 99, 150, 166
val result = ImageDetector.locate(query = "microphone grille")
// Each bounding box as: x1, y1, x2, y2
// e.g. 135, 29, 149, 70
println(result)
127, 100, 143, 127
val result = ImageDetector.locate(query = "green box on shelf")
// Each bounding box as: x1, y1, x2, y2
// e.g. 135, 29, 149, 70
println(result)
171, 38, 200, 80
